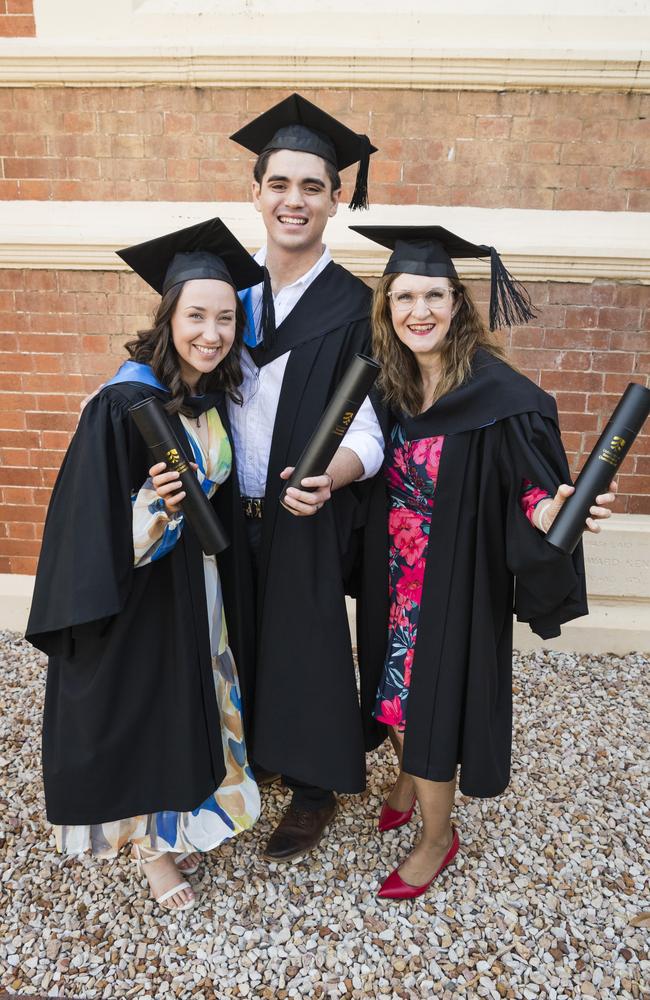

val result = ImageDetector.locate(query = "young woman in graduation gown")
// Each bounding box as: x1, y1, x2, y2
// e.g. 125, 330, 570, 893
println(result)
26, 219, 264, 912
351, 224, 618, 900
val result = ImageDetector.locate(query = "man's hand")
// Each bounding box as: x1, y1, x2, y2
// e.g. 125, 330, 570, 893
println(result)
278, 446, 364, 517
280, 468, 333, 517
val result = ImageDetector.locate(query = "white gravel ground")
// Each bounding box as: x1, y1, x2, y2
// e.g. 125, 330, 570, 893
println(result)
0, 629, 648, 1000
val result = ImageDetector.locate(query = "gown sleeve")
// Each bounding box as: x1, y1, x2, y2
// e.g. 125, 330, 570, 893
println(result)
25, 389, 148, 656
498, 410, 588, 640
131, 478, 185, 567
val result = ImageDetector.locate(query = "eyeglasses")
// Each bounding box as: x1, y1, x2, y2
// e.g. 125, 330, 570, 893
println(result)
387, 288, 456, 312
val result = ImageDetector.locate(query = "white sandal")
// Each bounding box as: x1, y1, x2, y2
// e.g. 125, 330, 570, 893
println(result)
132, 845, 197, 912
174, 851, 201, 876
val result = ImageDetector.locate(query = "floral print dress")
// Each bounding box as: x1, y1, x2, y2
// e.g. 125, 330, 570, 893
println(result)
373, 423, 550, 733
55, 408, 260, 857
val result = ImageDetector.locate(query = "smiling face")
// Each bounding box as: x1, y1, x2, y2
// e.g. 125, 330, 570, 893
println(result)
252, 148, 340, 257
388, 273, 459, 362
170, 278, 237, 390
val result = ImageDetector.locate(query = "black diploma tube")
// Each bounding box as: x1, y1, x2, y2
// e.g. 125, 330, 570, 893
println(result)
130, 396, 229, 556
280, 353, 381, 508
546, 381, 650, 555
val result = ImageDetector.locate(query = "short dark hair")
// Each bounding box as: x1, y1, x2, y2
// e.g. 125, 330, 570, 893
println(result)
253, 148, 341, 195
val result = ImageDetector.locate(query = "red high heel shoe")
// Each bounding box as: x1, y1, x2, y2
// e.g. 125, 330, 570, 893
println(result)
377, 828, 459, 900
377, 796, 417, 832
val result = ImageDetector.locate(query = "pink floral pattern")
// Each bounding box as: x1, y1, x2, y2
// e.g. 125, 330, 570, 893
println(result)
373, 425, 552, 733
373, 424, 442, 732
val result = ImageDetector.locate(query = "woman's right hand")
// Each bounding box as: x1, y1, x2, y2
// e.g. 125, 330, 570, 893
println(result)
149, 461, 193, 514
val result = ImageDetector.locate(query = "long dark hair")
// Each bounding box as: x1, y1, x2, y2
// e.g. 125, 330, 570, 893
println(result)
371, 273, 511, 416
124, 281, 246, 415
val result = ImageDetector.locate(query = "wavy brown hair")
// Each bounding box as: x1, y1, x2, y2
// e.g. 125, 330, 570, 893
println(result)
371, 273, 511, 416
124, 281, 246, 415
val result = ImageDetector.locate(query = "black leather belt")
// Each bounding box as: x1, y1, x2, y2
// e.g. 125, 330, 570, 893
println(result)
241, 496, 265, 519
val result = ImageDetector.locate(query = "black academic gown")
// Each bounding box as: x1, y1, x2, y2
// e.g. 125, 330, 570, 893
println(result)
221, 260, 385, 793
26, 381, 252, 826
358, 350, 588, 799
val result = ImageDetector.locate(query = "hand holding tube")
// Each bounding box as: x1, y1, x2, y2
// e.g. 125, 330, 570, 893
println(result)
546, 382, 650, 554
280, 468, 337, 518
279, 354, 380, 511
130, 396, 229, 555
150, 460, 198, 513
536, 481, 618, 534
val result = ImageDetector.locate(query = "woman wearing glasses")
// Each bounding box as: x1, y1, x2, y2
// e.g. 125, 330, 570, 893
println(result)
351, 225, 617, 901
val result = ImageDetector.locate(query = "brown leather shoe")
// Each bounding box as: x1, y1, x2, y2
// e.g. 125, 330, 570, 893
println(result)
262, 798, 338, 862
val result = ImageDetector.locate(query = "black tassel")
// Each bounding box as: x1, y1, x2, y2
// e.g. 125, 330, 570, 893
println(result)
261, 266, 276, 350
489, 248, 538, 331
348, 134, 372, 211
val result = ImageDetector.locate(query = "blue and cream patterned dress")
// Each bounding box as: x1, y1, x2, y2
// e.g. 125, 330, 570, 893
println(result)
55, 408, 260, 857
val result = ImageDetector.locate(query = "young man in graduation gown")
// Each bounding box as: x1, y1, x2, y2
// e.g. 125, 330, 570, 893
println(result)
214, 94, 386, 861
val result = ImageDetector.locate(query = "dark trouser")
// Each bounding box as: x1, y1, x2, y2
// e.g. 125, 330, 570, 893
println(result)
245, 515, 335, 813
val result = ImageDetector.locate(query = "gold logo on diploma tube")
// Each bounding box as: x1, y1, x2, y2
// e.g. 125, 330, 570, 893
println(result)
165, 447, 189, 474
599, 434, 627, 467
333, 410, 355, 437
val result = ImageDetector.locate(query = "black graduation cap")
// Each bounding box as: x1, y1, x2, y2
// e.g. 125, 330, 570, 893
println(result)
230, 93, 377, 211
116, 217, 264, 296
350, 224, 537, 331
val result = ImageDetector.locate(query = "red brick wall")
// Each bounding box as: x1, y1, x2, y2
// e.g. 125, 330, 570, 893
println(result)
0, 0, 35, 37
1, 87, 649, 209
1, 81, 649, 573
0, 267, 648, 575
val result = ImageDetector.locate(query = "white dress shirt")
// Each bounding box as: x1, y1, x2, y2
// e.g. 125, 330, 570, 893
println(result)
227, 246, 385, 498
